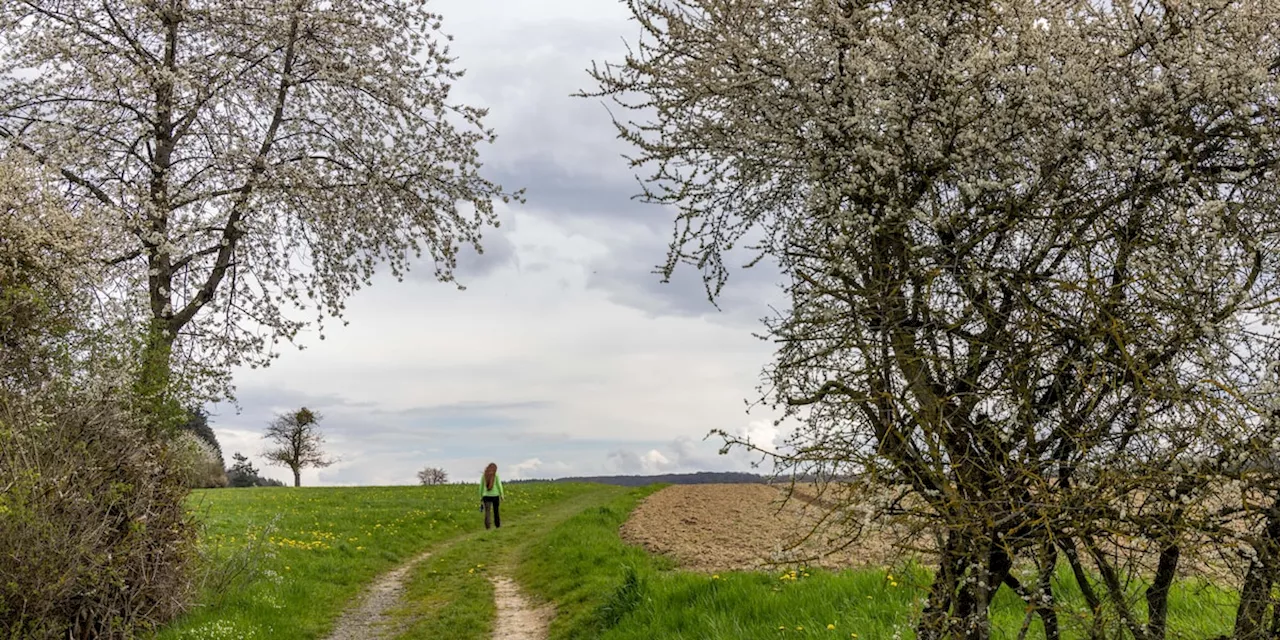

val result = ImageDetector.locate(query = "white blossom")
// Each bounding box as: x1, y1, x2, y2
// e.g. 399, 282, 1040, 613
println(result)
0, 0, 520, 395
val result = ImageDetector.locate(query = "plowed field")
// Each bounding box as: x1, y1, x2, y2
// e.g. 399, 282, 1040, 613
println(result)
619, 484, 921, 573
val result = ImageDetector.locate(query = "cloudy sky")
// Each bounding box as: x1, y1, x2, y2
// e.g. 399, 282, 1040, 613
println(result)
211, 0, 790, 486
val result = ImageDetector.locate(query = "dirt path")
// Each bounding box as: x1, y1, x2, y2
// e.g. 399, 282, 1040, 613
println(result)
323, 549, 435, 640
490, 575, 552, 640
331, 488, 619, 640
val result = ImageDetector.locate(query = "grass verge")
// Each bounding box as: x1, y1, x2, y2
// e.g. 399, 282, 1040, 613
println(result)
514, 486, 1237, 640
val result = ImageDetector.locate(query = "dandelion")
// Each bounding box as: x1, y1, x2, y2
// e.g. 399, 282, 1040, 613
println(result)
828, 623, 836, 630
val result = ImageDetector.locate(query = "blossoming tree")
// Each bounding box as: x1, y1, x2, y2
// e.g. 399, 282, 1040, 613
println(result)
587, 1, 1280, 637
0, 0, 518, 407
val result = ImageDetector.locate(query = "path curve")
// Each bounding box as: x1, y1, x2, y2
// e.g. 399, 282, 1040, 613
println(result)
491, 575, 552, 640
324, 549, 433, 640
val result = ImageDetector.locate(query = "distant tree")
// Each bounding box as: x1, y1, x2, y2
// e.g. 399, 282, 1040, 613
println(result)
226, 453, 257, 488
263, 407, 333, 487
417, 466, 448, 486
226, 452, 284, 488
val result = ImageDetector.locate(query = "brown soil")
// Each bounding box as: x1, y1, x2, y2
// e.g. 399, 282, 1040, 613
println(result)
620, 484, 921, 573
621, 484, 1243, 584
491, 575, 553, 640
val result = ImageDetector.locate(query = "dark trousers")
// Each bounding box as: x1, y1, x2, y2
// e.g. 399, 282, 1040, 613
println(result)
483, 495, 501, 529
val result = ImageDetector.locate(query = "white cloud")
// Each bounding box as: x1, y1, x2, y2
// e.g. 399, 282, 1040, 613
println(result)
735, 419, 786, 455
199, 0, 793, 487
507, 457, 573, 480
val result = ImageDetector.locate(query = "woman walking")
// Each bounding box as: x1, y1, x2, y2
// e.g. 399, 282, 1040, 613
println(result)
480, 462, 504, 529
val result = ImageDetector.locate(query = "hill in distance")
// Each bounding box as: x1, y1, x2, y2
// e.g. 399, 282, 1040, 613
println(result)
509, 471, 769, 487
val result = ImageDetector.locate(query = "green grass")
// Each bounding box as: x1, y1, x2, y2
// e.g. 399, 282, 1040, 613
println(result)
388, 484, 628, 640
154, 482, 1241, 640
515, 484, 673, 639
513, 487, 1238, 640
154, 483, 597, 640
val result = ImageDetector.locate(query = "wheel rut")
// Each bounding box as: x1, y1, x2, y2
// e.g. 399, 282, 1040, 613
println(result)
490, 575, 552, 640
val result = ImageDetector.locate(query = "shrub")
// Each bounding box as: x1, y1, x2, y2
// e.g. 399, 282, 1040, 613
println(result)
178, 407, 225, 469
0, 146, 200, 639
173, 431, 229, 489
0, 391, 199, 639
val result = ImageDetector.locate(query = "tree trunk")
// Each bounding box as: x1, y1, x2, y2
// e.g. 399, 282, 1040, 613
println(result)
919, 531, 996, 640
1058, 536, 1105, 640
1036, 543, 1061, 640
1145, 542, 1180, 640
292, 467, 301, 487
1235, 504, 1280, 639
919, 532, 963, 640
955, 552, 992, 640
1235, 560, 1273, 640
134, 321, 181, 434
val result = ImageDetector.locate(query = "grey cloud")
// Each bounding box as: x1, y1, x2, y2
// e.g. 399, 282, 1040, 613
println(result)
586, 229, 785, 327
211, 388, 552, 447
491, 160, 665, 227
372, 400, 550, 432
218, 385, 377, 415
374, 399, 550, 416
605, 435, 759, 476
456, 226, 519, 280
445, 18, 645, 195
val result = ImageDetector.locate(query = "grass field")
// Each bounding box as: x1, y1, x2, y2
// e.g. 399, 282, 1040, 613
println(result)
155, 483, 1238, 640
156, 482, 603, 640
515, 488, 1237, 639
385, 484, 630, 639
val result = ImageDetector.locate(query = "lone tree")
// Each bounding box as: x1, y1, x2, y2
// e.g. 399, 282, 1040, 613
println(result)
417, 466, 448, 486
589, 1, 1280, 638
263, 406, 333, 487
0, 1, 519, 413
